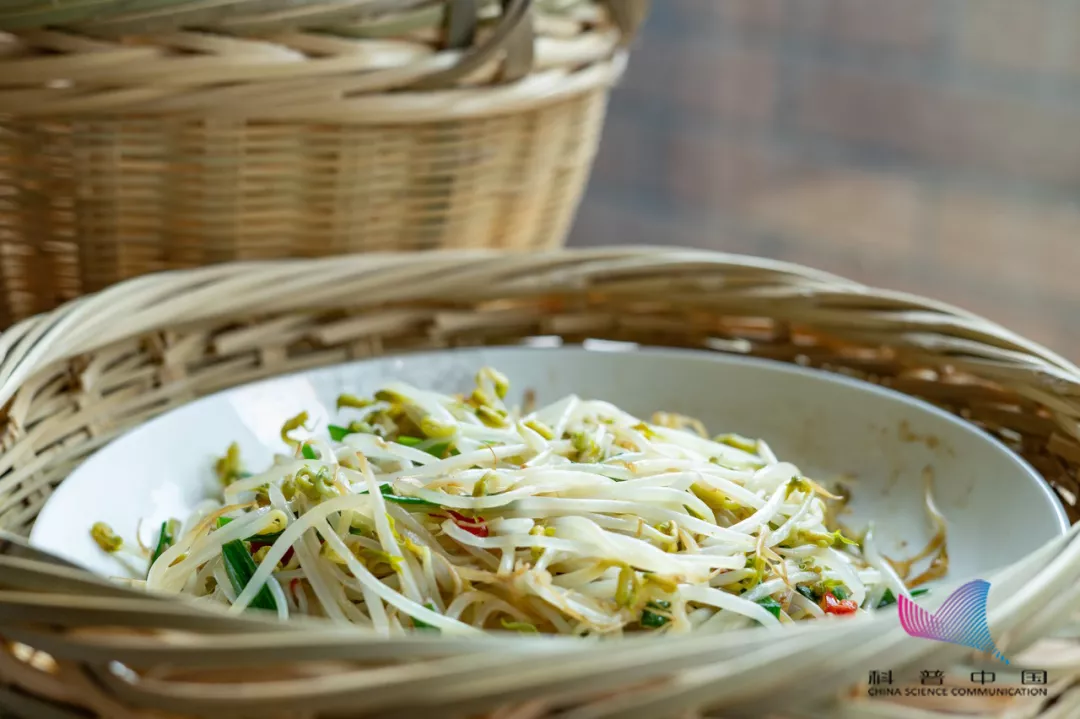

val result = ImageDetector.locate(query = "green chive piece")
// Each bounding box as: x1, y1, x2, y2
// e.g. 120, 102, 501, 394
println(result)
756, 596, 783, 618
355, 484, 439, 508
640, 611, 669, 628
424, 441, 451, 458
877, 587, 929, 608
221, 539, 278, 612
413, 602, 440, 632
378, 484, 438, 507
301, 443, 317, 460
640, 600, 671, 628
396, 436, 452, 458
148, 519, 180, 570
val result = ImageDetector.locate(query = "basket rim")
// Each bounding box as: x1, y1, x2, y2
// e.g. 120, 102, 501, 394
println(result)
0, 0, 642, 37
3, 246, 1079, 409
0, 44, 627, 121
0, 0, 641, 119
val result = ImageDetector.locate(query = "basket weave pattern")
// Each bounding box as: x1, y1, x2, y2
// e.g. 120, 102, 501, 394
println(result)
0, 248, 1079, 718
0, 0, 637, 326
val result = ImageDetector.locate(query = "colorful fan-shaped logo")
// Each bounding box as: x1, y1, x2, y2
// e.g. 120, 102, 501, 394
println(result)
898, 579, 1008, 664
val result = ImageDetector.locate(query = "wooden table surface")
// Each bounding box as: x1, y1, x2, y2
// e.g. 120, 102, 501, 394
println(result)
568, 0, 1080, 361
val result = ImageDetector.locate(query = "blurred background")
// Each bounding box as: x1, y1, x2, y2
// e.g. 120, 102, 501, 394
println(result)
569, 0, 1080, 359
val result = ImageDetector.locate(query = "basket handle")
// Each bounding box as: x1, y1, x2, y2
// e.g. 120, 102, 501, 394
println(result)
408, 0, 648, 90
404, 0, 533, 90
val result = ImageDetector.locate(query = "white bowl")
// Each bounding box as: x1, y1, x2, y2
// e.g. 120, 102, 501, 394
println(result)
31, 346, 1068, 583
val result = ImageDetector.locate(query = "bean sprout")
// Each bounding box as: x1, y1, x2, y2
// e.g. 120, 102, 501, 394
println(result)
91, 367, 942, 635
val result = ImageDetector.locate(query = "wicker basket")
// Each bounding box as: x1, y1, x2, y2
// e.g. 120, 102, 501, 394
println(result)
0, 0, 645, 327
1, 247, 1080, 719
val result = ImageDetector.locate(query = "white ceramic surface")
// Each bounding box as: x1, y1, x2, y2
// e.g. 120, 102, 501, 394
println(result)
31, 345, 1069, 582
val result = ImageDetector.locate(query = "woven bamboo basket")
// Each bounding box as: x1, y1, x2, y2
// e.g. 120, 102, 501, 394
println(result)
2, 247, 1080, 719
0, 0, 645, 328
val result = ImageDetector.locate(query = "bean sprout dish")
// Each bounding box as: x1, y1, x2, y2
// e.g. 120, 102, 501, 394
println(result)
92, 367, 946, 636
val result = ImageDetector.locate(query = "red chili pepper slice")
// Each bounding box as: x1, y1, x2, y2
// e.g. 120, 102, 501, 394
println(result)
821, 591, 858, 616
447, 509, 489, 538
